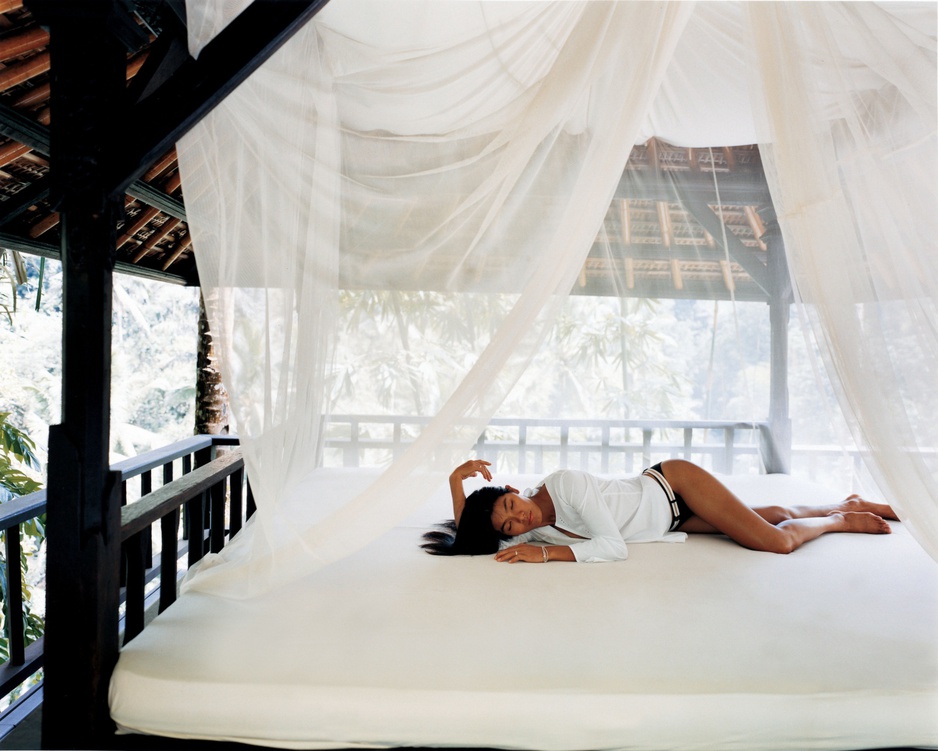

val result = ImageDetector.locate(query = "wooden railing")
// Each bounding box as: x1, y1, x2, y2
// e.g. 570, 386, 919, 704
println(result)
116, 435, 249, 644
0, 434, 249, 715
0, 491, 45, 705
323, 416, 774, 475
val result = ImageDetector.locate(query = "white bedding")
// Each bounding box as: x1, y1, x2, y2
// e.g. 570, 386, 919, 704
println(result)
109, 470, 938, 750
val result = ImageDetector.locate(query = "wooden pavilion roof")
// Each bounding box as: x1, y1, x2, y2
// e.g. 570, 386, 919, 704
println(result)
0, 0, 780, 300
588, 141, 777, 302
0, 0, 195, 284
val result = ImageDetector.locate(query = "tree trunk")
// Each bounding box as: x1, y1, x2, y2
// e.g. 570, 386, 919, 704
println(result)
195, 292, 229, 435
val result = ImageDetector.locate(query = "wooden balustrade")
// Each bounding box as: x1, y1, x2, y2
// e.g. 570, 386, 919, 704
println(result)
119, 447, 245, 644
322, 416, 775, 474
0, 491, 46, 700
0, 434, 247, 712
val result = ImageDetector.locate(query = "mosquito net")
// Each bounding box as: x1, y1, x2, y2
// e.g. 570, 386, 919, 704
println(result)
176, 1, 937, 596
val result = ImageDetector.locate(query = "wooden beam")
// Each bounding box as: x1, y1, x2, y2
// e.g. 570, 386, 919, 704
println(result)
125, 9, 189, 106
0, 231, 192, 284
722, 146, 737, 171
143, 147, 177, 182
586, 240, 749, 264
121, 449, 244, 541
126, 50, 148, 80
117, 206, 160, 250
719, 259, 736, 292
0, 100, 48, 152
0, 50, 50, 93
125, 178, 186, 221
655, 201, 672, 248
624, 257, 635, 290
28, 209, 58, 237
161, 234, 190, 271
687, 147, 700, 172
131, 217, 181, 263
647, 137, 660, 175
670, 258, 684, 290
677, 193, 770, 294
0, 100, 186, 220
0, 173, 49, 226
570, 275, 767, 303
163, 170, 182, 195
0, 26, 49, 62
12, 80, 49, 107
615, 168, 773, 206
0, 639, 43, 699
36, 2, 125, 745
110, 0, 331, 197
0, 139, 29, 168
744, 205, 767, 250
117, 206, 160, 248
618, 199, 631, 245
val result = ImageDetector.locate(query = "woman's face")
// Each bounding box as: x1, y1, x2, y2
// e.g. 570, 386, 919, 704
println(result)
490, 492, 542, 536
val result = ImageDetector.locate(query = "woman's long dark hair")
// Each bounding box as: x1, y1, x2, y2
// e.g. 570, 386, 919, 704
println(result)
421, 486, 510, 555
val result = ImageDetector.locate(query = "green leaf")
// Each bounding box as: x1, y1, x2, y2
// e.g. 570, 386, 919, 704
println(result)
0, 414, 39, 470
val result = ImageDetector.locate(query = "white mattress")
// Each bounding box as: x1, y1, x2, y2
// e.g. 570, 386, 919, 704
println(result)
110, 470, 938, 750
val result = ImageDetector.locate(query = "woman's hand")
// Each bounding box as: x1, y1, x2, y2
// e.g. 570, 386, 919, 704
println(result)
451, 459, 492, 526
451, 459, 492, 482
494, 544, 546, 563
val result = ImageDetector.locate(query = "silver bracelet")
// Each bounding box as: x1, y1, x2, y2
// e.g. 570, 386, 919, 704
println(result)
542, 546, 549, 563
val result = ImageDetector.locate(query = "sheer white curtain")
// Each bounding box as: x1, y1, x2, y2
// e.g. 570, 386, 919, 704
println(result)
178, 1, 937, 596
642, 1, 938, 557
178, 1, 694, 595
746, 2, 938, 556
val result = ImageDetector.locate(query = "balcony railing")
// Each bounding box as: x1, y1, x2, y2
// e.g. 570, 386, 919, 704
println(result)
0, 433, 248, 720
323, 415, 775, 475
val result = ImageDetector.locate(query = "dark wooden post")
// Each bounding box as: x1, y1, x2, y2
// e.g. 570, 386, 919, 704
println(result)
761, 207, 793, 474
32, 2, 125, 747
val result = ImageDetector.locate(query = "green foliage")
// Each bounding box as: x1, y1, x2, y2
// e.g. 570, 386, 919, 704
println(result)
0, 412, 41, 502
0, 249, 21, 326
0, 255, 198, 704
0, 256, 200, 464
331, 290, 703, 423
0, 413, 45, 667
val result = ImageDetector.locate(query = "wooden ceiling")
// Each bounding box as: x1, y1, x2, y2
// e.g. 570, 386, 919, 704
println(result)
0, 0, 195, 283
586, 140, 778, 302
0, 0, 780, 301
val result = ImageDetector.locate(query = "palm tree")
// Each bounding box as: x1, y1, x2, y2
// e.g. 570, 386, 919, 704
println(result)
195, 292, 229, 436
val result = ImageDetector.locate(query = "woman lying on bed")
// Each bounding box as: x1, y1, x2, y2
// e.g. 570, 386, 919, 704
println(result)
421, 459, 898, 562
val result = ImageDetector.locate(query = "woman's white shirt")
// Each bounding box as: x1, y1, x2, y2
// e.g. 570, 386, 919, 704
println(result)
499, 469, 687, 562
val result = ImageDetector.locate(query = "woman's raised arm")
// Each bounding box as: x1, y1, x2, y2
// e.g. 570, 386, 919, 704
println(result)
450, 459, 492, 526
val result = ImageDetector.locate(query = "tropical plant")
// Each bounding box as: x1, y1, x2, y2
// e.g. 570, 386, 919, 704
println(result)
0, 249, 26, 326
0, 412, 45, 665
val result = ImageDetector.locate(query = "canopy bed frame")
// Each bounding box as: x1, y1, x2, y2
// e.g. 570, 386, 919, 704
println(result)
0, 1, 933, 750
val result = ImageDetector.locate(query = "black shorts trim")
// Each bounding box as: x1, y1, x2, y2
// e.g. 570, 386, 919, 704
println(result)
643, 462, 692, 531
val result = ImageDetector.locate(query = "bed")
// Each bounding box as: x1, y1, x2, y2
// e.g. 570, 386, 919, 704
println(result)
109, 469, 938, 750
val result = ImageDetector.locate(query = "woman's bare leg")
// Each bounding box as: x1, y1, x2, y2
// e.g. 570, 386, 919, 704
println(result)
660, 460, 891, 553
682, 494, 899, 534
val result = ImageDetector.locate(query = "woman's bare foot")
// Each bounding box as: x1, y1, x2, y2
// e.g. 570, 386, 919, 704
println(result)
829, 511, 892, 534
838, 494, 899, 521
